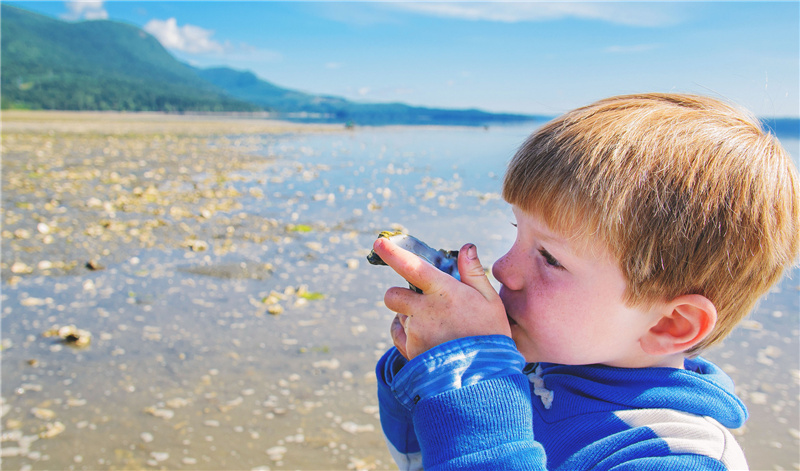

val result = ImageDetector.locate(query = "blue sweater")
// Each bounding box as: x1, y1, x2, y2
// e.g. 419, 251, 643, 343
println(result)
377, 336, 748, 470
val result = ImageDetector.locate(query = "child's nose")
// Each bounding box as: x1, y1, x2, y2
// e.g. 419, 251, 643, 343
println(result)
492, 251, 521, 290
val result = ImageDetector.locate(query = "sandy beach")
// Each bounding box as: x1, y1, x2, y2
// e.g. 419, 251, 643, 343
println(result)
2, 111, 798, 470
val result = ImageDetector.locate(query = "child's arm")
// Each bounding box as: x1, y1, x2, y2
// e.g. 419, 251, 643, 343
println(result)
376, 347, 422, 470
371, 237, 511, 359
373, 238, 546, 470
377, 336, 546, 470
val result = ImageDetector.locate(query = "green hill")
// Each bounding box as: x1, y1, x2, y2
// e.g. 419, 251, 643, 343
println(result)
1, 4, 544, 124
196, 66, 540, 125
0, 4, 257, 112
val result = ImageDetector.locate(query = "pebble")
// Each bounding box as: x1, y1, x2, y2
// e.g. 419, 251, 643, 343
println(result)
266, 445, 287, 461
20, 297, 48, 307
340, 421, 375, 434
144, 406, 175, 420
42, 325, 92, 347
14, 229, 31, 239
150, 451, 169, 462
31, 407, 56, 420
86, 260, 105, 270
166, 397, 189, 408
10, 262, 32, 274
184, 239, 209, 251
312, 358, 340, 370
39, 421, 65, 438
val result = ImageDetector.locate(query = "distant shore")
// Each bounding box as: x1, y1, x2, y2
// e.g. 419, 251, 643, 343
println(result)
1, 110, 343, 136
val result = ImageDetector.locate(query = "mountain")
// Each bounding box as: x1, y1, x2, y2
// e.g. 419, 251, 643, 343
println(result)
1, 4, 542, 124
1, 4, 257, 112
195, 67, 541, 125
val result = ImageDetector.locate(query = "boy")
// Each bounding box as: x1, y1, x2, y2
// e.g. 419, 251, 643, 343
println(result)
372, 94, 799, 470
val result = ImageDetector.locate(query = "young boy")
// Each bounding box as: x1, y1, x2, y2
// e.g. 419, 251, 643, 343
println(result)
371, 94, 799, 470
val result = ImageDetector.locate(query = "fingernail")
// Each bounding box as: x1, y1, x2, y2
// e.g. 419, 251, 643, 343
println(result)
467, 244, 477, 260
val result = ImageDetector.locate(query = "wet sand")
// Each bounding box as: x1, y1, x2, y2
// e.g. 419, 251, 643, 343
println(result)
1, 112, 798, 470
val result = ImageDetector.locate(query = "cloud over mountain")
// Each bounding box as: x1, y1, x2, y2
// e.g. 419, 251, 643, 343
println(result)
60, 0, 108, 21
143, 18, 227, 54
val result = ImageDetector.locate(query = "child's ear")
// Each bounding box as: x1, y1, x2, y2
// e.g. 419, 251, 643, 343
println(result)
640, 295, 717, 356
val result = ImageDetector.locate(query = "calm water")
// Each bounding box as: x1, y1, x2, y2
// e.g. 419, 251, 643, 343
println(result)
2, 123, 798, 470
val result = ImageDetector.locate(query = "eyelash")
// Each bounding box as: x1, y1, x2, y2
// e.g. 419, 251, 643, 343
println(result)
510, 222, 565, 270
538, 248, 564, 269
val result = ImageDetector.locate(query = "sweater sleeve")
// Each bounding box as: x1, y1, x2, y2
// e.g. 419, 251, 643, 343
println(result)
380, 336, 547, 471
376, 347, 422, 470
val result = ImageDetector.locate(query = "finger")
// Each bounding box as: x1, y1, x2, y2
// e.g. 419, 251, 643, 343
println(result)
373, 237, 444, 293
391, 314, 409, 360
457, 243, 499, 301
383, 286, 420, 316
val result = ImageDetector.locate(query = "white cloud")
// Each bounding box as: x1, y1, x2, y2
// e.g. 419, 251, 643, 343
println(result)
61, 1, 108, 21
143, 18, 227, 54
142, 18, 282, 62
390, 2, 685, 27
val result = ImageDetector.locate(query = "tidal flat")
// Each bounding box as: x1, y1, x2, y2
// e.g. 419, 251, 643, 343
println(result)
1, 111, 798, 470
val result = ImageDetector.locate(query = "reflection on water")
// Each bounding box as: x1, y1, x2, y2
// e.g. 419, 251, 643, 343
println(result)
1, 120, 797, 470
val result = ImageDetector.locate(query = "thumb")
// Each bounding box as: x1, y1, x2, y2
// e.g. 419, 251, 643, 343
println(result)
457, 243, 497, 301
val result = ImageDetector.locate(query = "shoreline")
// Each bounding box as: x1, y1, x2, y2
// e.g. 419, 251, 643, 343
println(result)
1, 110, 344, 137
1, 109, 547, 135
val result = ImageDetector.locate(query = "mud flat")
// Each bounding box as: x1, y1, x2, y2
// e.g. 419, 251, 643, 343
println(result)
1, 112, 797, 470
2, 111, 394, 470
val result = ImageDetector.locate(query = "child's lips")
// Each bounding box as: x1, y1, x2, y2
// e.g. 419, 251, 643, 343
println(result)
499, 288, 517, 326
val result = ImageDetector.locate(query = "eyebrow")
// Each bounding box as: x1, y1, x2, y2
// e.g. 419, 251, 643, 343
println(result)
512, 207, 576, 251
529, 222, 570, 248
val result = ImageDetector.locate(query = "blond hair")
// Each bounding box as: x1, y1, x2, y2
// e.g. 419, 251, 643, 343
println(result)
503, 94, 799, 354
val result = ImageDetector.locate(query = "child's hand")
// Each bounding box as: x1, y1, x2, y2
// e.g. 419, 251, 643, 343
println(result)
373, 237, 511, 360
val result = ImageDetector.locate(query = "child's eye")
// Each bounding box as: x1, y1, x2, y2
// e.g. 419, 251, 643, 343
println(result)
510, 221, 518, 228
538, 248, 564, 269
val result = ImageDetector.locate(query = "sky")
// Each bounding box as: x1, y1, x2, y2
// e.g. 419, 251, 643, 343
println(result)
9, 1, 800, 117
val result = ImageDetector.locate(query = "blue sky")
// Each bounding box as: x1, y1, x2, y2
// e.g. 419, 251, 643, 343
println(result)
11, 1, 800, 117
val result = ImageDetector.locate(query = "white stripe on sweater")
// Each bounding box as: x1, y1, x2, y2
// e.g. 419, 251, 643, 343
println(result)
615, 408, 748, 470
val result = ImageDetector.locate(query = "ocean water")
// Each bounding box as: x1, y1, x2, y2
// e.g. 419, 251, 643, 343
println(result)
1, 122, 797, 470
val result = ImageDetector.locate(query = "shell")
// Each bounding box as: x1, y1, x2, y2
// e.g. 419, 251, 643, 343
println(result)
367, 231, 459, 293
42, 325, 91, 347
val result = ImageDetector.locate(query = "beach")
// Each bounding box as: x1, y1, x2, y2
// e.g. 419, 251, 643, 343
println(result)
1, 112, 798, 470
